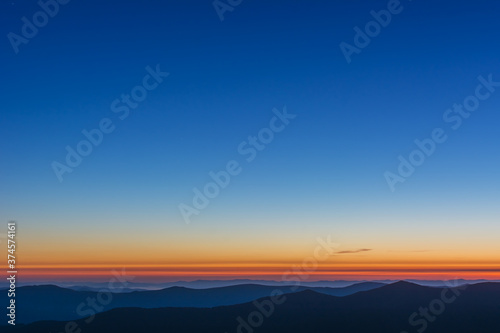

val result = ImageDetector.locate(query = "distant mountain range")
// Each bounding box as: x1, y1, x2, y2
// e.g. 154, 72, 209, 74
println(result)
5, 281, 500, 333
1, 278, 491, 290
1, 282, 385, 324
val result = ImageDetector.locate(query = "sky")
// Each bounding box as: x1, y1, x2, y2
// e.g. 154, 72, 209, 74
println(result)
1, 0, 500, 283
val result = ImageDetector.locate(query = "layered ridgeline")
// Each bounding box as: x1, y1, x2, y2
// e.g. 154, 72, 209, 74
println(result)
0, 282, 385, 324
4, 282, 500, 333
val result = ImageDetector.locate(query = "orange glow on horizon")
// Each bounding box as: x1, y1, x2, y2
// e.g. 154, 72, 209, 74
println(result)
14, 232, 500, 283
7, 263, 500, 282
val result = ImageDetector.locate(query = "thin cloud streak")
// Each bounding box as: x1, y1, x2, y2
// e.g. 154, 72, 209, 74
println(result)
335, 249, 372, 254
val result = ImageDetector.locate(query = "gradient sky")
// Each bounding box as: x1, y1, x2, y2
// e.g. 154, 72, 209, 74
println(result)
1, 0, 500, 282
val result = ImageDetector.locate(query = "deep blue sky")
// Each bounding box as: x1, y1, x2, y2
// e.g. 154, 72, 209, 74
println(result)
1, 0, 500, 265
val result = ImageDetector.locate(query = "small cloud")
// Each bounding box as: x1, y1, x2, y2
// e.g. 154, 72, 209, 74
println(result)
335, 248, 372, 254
387, 250, 432, 253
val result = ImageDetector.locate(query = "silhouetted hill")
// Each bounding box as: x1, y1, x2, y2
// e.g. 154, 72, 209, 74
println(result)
0, 282, 385, 323
311, 281, 385, 296
4, 278, 483, 290
5, 281, 500, 333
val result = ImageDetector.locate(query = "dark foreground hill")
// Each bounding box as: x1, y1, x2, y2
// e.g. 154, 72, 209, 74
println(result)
5, 281, 500, 333
0, 282, 384, 323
